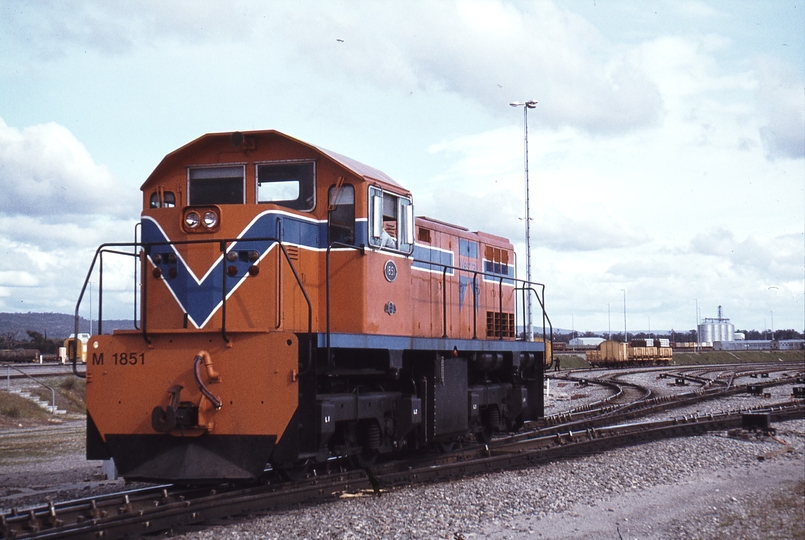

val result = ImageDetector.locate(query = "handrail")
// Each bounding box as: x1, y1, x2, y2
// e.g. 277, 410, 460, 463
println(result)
3, 363, 57, 412
220, 240, 229, 343
74, 246, 140, 378
409, 255, 550, 347
517, 284, 555, 368
133, 222, 141, 331
75, 234, 551, 378
74, 235, 314, 376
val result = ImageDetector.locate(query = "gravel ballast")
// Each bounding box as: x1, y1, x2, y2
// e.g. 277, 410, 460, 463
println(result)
1, 367, 803, 539
166, 420, 803, 539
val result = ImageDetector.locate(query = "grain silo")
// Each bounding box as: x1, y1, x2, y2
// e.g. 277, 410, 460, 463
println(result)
698, 305, 735, 344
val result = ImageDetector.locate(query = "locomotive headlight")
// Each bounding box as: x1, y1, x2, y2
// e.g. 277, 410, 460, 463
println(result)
185, 211, 200, 228
226, 251, 239, 262
203, 211, 218, 228
182, 206, 221, 233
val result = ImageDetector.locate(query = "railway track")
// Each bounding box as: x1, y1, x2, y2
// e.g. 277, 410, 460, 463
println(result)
2, 401, 802, 540
2, 363, 802, 539
544, 367, 801, 428
2, 363, 84, 381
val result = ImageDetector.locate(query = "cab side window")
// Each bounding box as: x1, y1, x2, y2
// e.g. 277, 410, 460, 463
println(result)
328, 183, 355, 245
368, 186, 413, 254
257, 161, 315, 211
149, 190, 176, 208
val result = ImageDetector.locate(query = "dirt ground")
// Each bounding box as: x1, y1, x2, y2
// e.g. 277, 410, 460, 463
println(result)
486, 459, 805, 539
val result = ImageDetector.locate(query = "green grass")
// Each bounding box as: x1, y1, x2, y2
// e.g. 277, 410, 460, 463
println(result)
0, 391, 51, 427
553, 354, 590, 369
553, 349, 804, 370
673, 350, 805, 365
2, 375, 86, 427
28, 377, 86, 415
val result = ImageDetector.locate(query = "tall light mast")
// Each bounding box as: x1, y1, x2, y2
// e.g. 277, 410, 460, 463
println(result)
510, 100, 537, 340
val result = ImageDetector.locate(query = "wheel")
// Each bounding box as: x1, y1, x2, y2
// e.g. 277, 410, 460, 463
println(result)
350, 420, 381, 468
435, 441, 456, 453
474, 406, 500, 444
507, 414, 524, 432
350, 449, 379, 468
276, 459, 310, 481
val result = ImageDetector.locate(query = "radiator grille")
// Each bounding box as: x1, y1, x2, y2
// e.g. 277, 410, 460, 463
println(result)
486, 311, 515, 338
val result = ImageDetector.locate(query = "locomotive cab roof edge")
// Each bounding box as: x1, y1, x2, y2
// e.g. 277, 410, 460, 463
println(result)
141, 129, 409, 195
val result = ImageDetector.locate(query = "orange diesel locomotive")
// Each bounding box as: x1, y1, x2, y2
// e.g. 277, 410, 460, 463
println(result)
75, 130, 551, 482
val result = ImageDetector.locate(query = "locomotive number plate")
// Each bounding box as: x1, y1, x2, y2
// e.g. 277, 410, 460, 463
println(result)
90, 351, 146, 366
384, 260, 397, 282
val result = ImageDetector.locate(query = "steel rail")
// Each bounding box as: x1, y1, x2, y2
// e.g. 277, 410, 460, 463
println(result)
525, 375, 803, 439
4, 402, 803, 540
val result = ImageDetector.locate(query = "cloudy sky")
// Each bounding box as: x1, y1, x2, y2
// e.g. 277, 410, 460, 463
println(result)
1, 0, 803, 335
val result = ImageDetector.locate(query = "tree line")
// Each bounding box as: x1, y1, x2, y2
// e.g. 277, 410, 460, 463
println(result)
552, 328, 804, 343
0, 330, 62, 354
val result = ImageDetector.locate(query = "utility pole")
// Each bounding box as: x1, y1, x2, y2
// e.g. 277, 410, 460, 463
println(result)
510, 100, 538, 340
621, 288, 627, 343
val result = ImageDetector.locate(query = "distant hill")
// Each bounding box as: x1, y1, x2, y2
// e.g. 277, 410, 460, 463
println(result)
0, 312, 134, 341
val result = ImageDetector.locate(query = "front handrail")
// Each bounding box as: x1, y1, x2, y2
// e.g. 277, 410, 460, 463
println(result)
3, 363, 57, 412
75, 234, 552, 378
74, 236, 314, 377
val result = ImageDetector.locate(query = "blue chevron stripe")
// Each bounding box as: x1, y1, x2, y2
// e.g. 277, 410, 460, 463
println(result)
141, 210, 358, 328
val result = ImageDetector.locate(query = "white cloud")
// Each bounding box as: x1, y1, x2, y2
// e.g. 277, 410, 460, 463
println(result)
692, 228, 804, 280
0, 118, 138, 218
0, 0, 255, 58
0, 119, 139, 316
755, 55, 805, 160
278, 1, 663, 133
0, 270, 39, 287
0, 1, 801, 331
2, 1, 663, 135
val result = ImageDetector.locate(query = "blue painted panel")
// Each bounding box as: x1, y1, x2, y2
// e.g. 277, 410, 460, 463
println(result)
316, 332, 545, 353
459, 238, 478, 259
412, 244, 454, 274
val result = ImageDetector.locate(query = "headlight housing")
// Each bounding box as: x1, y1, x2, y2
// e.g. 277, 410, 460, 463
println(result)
182, 206, 220, 233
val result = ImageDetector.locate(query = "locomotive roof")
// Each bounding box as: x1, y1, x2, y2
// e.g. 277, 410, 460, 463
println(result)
142, 129, 406, 192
